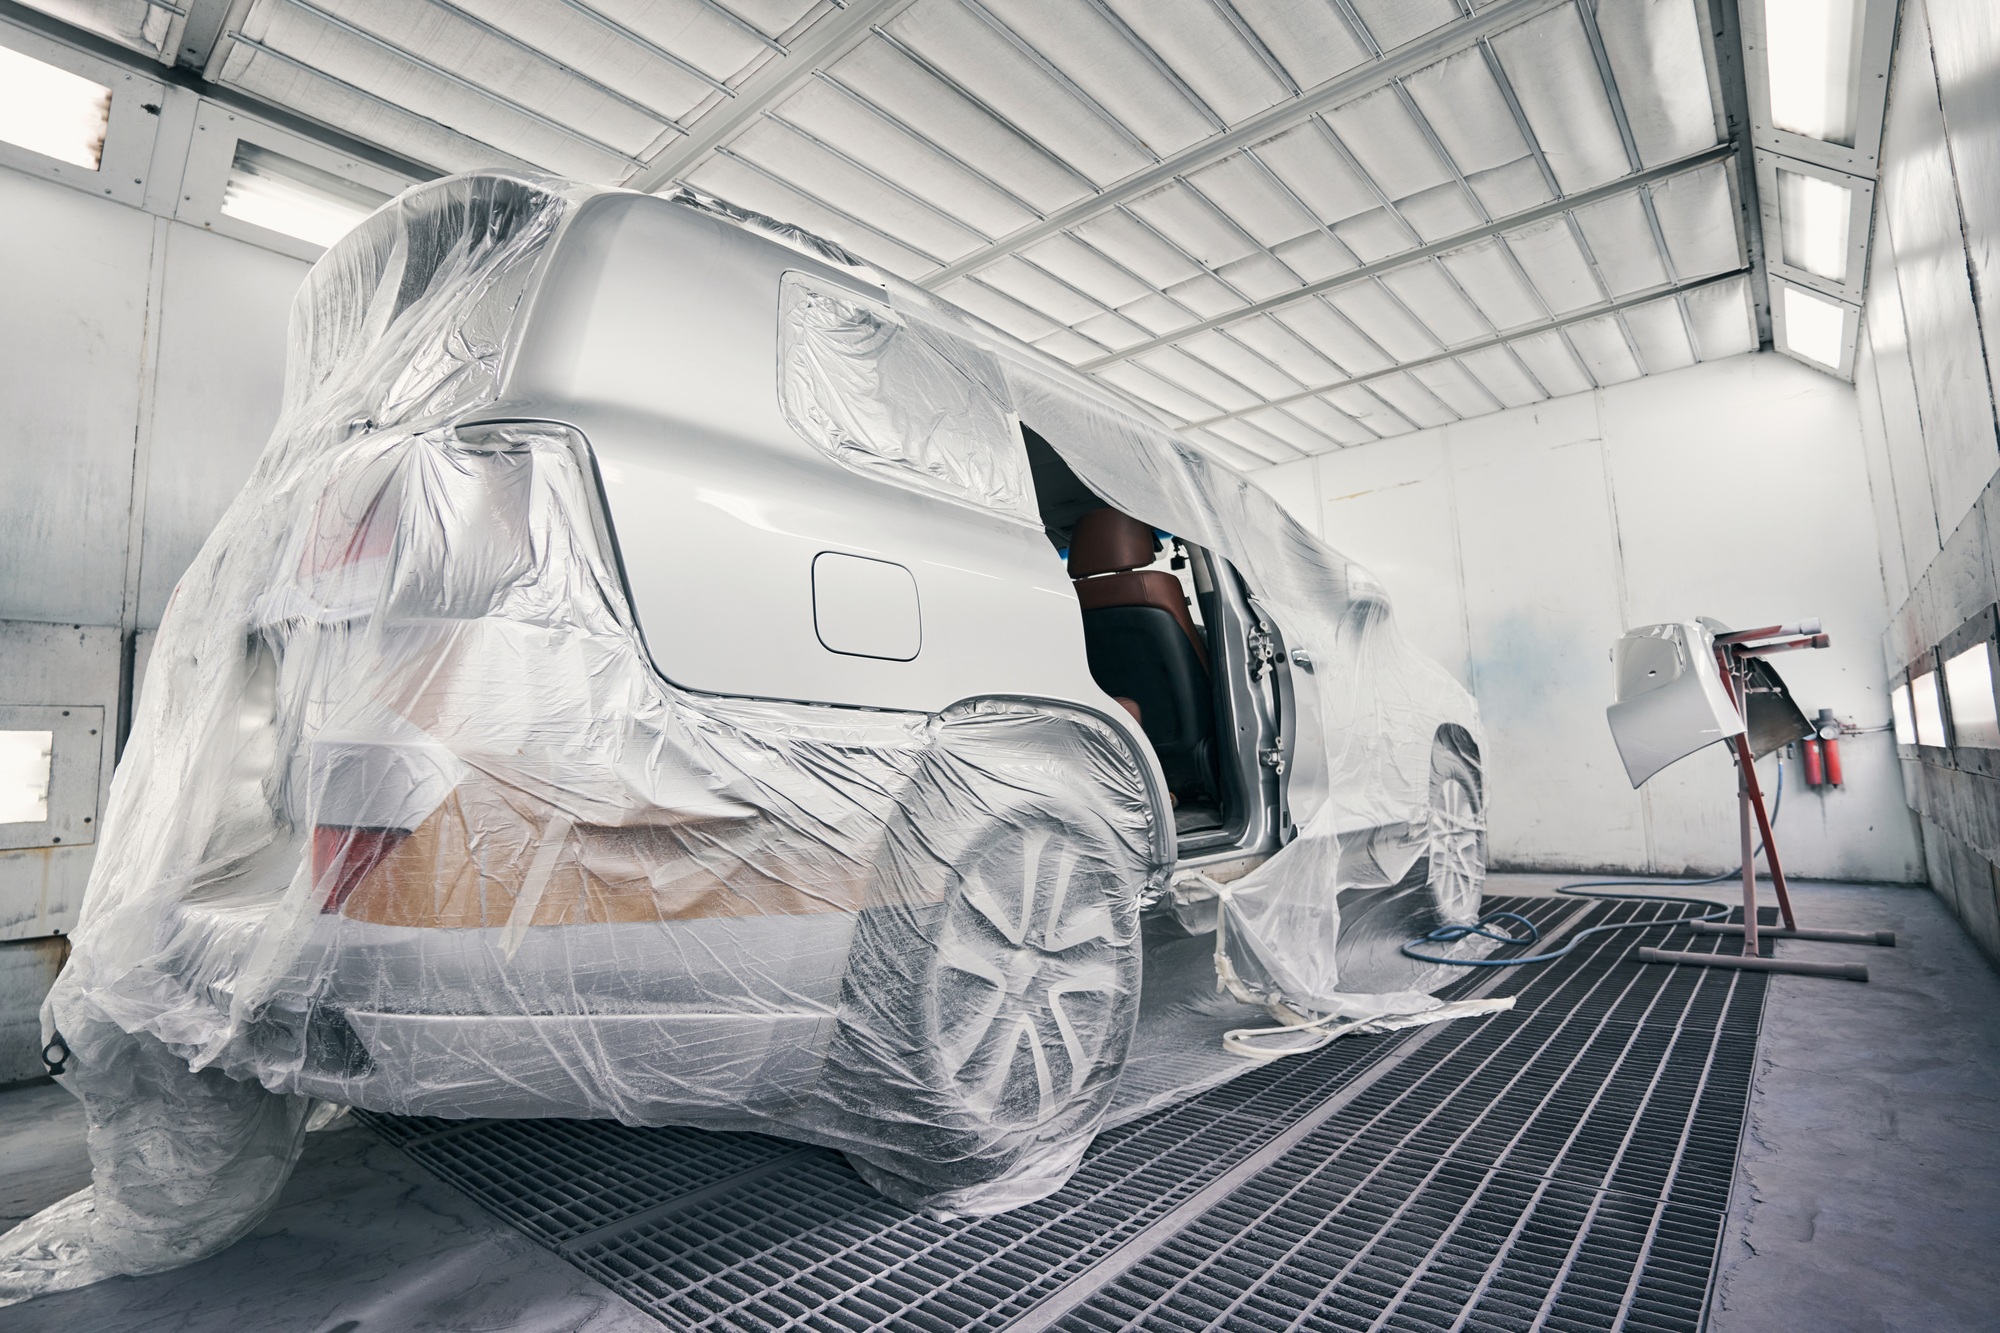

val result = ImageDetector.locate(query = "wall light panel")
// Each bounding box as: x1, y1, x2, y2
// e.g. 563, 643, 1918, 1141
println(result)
1771, 277, 1858, 376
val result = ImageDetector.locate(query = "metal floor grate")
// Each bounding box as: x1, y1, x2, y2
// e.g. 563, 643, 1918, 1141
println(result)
360, 894, 1769, 1332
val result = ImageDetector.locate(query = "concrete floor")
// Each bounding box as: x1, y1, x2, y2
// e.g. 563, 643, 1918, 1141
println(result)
0, 874, 1994, 1331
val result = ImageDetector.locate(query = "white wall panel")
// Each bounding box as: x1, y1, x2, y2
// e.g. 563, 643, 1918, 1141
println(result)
1256, 355, 1923, 882
139, 227, 307, 623
0, 171, 155, 624
1921, 0, 2000, 420
1875, 0, 2000, 540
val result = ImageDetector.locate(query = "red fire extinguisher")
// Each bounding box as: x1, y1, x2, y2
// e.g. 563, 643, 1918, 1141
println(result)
1817, 708, 1844, 787
1802, 735, 1825, 787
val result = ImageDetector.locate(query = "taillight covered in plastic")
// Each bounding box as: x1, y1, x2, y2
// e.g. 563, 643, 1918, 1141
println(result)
313, 825, 410, 914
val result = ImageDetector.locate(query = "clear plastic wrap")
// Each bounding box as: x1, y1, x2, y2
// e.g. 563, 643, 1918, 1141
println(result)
2, 172, 1484, 1304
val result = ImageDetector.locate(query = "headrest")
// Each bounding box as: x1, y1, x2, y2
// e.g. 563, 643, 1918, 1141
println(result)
1068, 508, 1159, 579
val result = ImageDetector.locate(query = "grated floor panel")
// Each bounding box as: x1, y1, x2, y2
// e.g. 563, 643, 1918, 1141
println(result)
360, 894, 1769, 1332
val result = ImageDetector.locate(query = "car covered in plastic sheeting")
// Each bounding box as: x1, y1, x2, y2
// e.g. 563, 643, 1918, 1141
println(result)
2, 171, 1485, 1301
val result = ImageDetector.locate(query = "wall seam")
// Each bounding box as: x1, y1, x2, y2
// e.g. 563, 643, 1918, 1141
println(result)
117, 216, 169, 747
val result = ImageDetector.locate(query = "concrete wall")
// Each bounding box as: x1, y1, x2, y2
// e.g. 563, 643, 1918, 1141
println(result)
1254, 352, 1923, 884
1855, 0, 2000, 964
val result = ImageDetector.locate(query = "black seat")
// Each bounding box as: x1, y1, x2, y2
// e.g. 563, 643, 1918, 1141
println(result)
1068, 509, 1217, 802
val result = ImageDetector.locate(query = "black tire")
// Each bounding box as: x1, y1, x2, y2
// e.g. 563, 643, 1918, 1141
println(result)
825, 787, 1144, 1214
1425, 725, 1486, 925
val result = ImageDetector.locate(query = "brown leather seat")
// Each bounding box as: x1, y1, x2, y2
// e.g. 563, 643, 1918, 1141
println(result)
1067, 509, 1208, 668
1068, 508, 1216, 801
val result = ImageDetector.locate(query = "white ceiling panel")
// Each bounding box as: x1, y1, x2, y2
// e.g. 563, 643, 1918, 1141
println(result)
1071, 208, 1203, 288
1466, 157, 1556, 217
1509, 329, 1596, 397
1182, 429, 1267, 471
78, 0, 1765, 464
1395, 180, 1485, 243
940, 276, 1063, 342
1254, 123, 1380, 225
1324, 384, 1417, 437
830, 39, 1091, 213
978, 0, 1216, 155
1400, 46, 1530, 177
1328, 284, 1444, 362
1277, 301, 1397, 375
1233, 3, 1369, 89
1019, 232, 1154, 307
1594, 0, 1717, 167
1272, 231, 1357, 284
885, 0, 1152, 186
1502, 216, 1605, 313
1229, 316, 1344, 386
1369, 371, 1458, 429
1440, 240, 1549, 330
1566, 314, 1643, 384
1323, 86, 1450, 202
1649, 162, 1742, 279
1347, 0, 1460, 51
1623, 295, 1698, 373
1458, 344, 1549, 407
1489, 3, 1630, 193
773, 77, 1040, 237
1100, 0, 1290, 126
1410, 359, 1503, 419
1683, 275, 1760, 360
1379, 262, 1492, 347
1571, 190, 1670, 295
1278, 397, 1375, 447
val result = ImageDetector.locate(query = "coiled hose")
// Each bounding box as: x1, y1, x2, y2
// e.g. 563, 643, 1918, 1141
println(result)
1401, 758, 1782, 968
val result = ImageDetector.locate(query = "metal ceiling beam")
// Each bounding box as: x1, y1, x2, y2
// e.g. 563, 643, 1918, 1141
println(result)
173, 0, 233, 70
623, 0, 921, 193
1176, 267, 1751, 431
918, 0, 1570, 289
1076, 142, 1736, 373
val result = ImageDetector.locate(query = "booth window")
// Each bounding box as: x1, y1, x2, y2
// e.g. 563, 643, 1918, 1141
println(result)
0, 730, 54, 825
1911, 668, 1947, 747
1943, 641, 2000, 749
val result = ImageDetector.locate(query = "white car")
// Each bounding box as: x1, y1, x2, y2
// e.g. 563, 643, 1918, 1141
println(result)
77, 171, 1486, 1215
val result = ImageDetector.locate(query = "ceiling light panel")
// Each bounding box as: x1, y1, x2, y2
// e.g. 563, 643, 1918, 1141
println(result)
220, 140, 388, 246
0, 42, 108, 168
1777, 165, 1852, 280
1774, 279, 1856, 373
1763, 0, 1863, 145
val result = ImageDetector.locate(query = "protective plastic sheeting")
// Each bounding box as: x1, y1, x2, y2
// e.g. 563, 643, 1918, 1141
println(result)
1, 172, 1485, 1303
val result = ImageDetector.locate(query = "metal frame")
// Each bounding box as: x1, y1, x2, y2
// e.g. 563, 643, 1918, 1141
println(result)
1739, 0, 1900, 177
1754, 149, 1877, 303
0, 12, 165, 208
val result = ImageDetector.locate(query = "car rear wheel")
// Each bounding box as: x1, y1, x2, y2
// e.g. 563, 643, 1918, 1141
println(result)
1425, 725, 1486, 924
825, 810, 1142, 1213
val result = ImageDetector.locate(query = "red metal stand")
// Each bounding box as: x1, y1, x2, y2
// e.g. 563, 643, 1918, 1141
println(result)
1633, 623, 1886, 982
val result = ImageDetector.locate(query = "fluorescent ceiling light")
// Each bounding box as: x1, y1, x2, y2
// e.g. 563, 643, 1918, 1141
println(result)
1780, 284, 1848, 368
1763, 0, 1865, 145
221, 141, 391, 248
1911, 669, 1947, 747
1943, 642, 1999, 749
1778, 168, 1852, 281
0, 45, 111, 170
1890, 683, 1914, 746
0, 730, 53, 825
